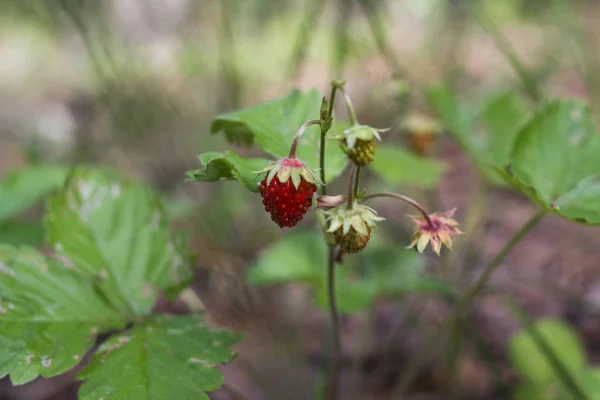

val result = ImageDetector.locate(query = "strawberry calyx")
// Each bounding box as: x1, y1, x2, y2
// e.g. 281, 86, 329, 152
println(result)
330, 125, 389, 151
254, 157, 324, 190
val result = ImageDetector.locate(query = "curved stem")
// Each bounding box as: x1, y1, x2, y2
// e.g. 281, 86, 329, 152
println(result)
324, 246, 341, 400
347, 164, 358, 208
362, 192, 433, 227
334, 85, 359, 126
289, 119, 321, 158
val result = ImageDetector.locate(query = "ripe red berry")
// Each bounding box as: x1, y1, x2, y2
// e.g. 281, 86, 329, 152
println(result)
255, 157, 322, 228
259, 176, 316, 228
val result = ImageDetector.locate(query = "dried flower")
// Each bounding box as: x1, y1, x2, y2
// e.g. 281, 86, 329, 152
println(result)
408, 208, 462, 255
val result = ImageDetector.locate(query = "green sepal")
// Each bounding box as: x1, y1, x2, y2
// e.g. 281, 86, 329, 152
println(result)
290, 169, 301, 189
266, 164, 281, 185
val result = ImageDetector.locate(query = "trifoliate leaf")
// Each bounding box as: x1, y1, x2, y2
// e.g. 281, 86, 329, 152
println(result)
503, 101, 600, 224
186, 151, 270, 192
211, 88, 348, 182
0, 245, 125, 385
78, 315, 243, 400
370, 145, 445, 188
45, 168, 192, 316
0, 165, 69, 224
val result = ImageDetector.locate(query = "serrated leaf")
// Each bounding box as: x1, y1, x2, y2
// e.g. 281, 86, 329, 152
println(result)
45, 168, 192, 316
370, 145, 445, 188
509, 319, 586, 386
0, 245, 125, 385
78, 314, 243, 400
0, 165, 69, 224
505, 101, 600, 224
211, 89, 348, 182
186, 151, 270, 192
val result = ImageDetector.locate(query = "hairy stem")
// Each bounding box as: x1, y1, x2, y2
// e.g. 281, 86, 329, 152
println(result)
289, 119, 322, 158
324, 246, 341, 400
362, 192, 433, 227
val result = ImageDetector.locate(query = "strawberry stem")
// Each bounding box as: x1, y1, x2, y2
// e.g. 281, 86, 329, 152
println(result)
332, 82, 359, 126
347, 164, 359, 209
362, 192, 434, 227
289, 119, 322, 158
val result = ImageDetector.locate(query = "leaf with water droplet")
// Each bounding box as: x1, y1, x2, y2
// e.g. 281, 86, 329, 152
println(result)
0, 245, 125, 385
45, 168, 193, 315
78, 315, 243, 400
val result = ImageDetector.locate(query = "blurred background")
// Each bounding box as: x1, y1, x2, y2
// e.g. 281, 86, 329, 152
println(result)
1, 0, 600, 399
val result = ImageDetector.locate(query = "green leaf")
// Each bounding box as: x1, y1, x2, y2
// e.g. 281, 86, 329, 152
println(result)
509, 319, 586, 386
0, 220, 44, 248
186, 151, 270, 192
426, 86, 477, 157
370, 145, 445, 188
0, 165, 69, 224
480, 92, 529, 167
505, 101, 600, 224
78, 315, 242, 400
427, 87, 533, 185
45, 168, 192, 316
315, 246, 454, 313
0, 245, 125, 385
510, 101, 600, 202
247, 231, 324, 285
211, 88, 349, 182
248, 231, 452, 314
512, 385, 550, 400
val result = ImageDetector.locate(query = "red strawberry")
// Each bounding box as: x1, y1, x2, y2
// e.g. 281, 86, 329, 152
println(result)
256, 158, 322, 228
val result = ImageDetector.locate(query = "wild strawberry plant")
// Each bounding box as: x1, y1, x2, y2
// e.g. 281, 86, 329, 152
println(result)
187, 81, 461, 398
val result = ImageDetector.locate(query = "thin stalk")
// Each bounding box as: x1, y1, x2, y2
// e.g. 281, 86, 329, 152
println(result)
461, 1, 541, 102
320, 83, 341, 399
289, 119, 322, 158
284, 0, 325, 82
356, 0, 404, 78
179, 288, 205, 312
353, 166, 361, 198
446, 211, 546, 392
320, 84, 338, 194
362, 192, 433, 228
324, 246, 341, 400
458, 211, 546, 310
336, 86, 359, 126
347, 165, 358, 208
